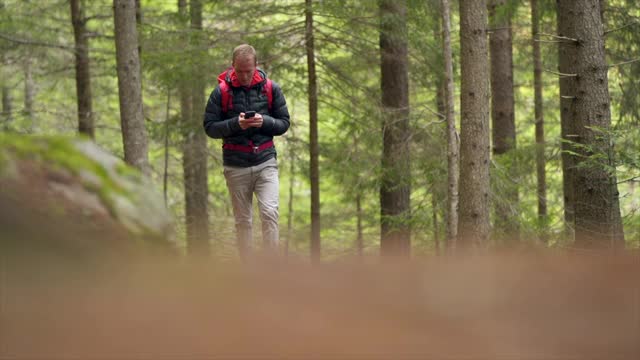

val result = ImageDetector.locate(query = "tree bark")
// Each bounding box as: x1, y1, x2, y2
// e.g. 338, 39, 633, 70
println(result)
441, 0, 459, 253
113, 0, 150, 175
286, 125, 296, 258
183, 0, 209, 256
356, 193, 364, 257
557, 0, 624, 248
556, 0, 577, 239
71, 0, 94, 139
458, 0, 491, 247
531, 0, 548, 240
1, 66, 11, 131
379, 0, 411, 257
163, 91, 170, 208
306, 0, 321, 263
489, 0, 519, 242
23, 57, 35, 131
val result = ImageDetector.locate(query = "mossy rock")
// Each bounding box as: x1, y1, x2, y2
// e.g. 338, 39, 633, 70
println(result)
0, 133, 175, 248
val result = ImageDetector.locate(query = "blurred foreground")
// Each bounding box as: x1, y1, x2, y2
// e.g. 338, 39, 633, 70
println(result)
2, 192, 640, 359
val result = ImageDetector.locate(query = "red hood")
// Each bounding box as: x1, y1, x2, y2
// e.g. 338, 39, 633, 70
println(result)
217, 67, 265, 88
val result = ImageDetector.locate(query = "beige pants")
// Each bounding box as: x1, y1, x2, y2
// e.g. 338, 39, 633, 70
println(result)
224, 157, 279, 259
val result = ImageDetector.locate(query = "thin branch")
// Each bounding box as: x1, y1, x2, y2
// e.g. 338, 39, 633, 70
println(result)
538, 32, 578, 42
609, 58, 640, 68
0, 33, 73, 52
534, 39, 571, 44
486, 26, 511, 34
544, 69, 577, 77
604, 20, 639, 35
84, 14, 112, 23
418, 104, 445, 120
618, 176, 640, 184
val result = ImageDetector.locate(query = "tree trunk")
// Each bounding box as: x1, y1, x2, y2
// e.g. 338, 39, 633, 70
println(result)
305, 0, 321, 263
71, 0, 94, 139
183, 0, 209, 256
356, 193, 364, 257
458, 0, 491, 247
441, 0, 459, 253
531, 0, 548, 240
556, 0, 577, 240
1, 65, 11, 131
286, 125, 296, 258
177, 0, 193, 249
379, 0, 411, 257
557, 0, 624, 248
113, 0, 150, 175
432, 190, 440, 255
135, 0, 142, 60
164, 91, 170, 208
23, 57, 35, 131
489, 0, 519, 242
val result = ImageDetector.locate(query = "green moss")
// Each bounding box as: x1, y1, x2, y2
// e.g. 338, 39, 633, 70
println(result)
0, 134, 132, 217
1, 134, 173, 245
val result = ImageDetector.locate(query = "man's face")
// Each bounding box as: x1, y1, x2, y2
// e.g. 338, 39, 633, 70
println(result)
233, 55, 256, 86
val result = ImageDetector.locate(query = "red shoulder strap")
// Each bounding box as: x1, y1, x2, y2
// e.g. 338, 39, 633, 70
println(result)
219, 80, 232, 113
221, 78, 272, 113
263, 79, 273, 112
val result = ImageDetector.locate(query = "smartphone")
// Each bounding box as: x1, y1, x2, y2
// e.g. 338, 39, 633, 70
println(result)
244, 111, 256, 119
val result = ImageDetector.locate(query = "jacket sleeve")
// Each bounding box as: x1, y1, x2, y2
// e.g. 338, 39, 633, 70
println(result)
260, 81, 290, 136
203, 86, 243, 139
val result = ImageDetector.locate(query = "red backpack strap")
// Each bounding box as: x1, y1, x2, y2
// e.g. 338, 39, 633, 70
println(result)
262, 79, 273, 112
219, 80, 233, 113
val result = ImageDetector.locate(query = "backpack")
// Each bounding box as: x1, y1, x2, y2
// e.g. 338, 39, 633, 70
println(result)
219, 77, 273, 114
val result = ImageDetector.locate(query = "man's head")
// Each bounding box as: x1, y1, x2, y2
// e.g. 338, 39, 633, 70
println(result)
232, 44, 257, 87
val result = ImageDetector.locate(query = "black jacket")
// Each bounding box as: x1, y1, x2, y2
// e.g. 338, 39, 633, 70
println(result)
203, 68, 290, 167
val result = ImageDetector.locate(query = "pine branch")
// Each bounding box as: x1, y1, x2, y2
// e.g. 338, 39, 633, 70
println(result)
84, 14, 113, 23
537, 32, 578, 42
0, 33, 73, 52
544, 69, 577, 77
534, 39, 571, 44
609, 58, 640, 68
604, 20, 639, 35
618, 176, 640, 184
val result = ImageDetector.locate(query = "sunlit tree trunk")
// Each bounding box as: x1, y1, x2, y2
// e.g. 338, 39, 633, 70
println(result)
380, 0, 411, 257
306, 0, 321, 263
441, 0, 459, 252
70, 0, 94, 139
489, 0, 519, 242
458, 0, 491, 247
113, 0, 150, 175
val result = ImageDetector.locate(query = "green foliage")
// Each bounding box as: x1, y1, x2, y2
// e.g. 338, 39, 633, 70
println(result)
2, 0, 639, 255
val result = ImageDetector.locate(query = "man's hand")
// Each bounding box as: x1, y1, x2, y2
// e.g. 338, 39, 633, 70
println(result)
239, 112, 263, 130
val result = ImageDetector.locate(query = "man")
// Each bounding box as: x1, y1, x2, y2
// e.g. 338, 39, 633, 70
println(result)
204, 44, 290, 259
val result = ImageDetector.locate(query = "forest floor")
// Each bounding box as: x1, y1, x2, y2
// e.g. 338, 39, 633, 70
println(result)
2, 161, 640, 359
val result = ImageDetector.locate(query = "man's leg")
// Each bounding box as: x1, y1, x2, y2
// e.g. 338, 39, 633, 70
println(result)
255, 158, 280, 252
224, 166, 254, 260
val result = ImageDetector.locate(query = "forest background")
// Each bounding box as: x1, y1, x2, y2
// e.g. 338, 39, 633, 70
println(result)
1, 0, 639, 259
